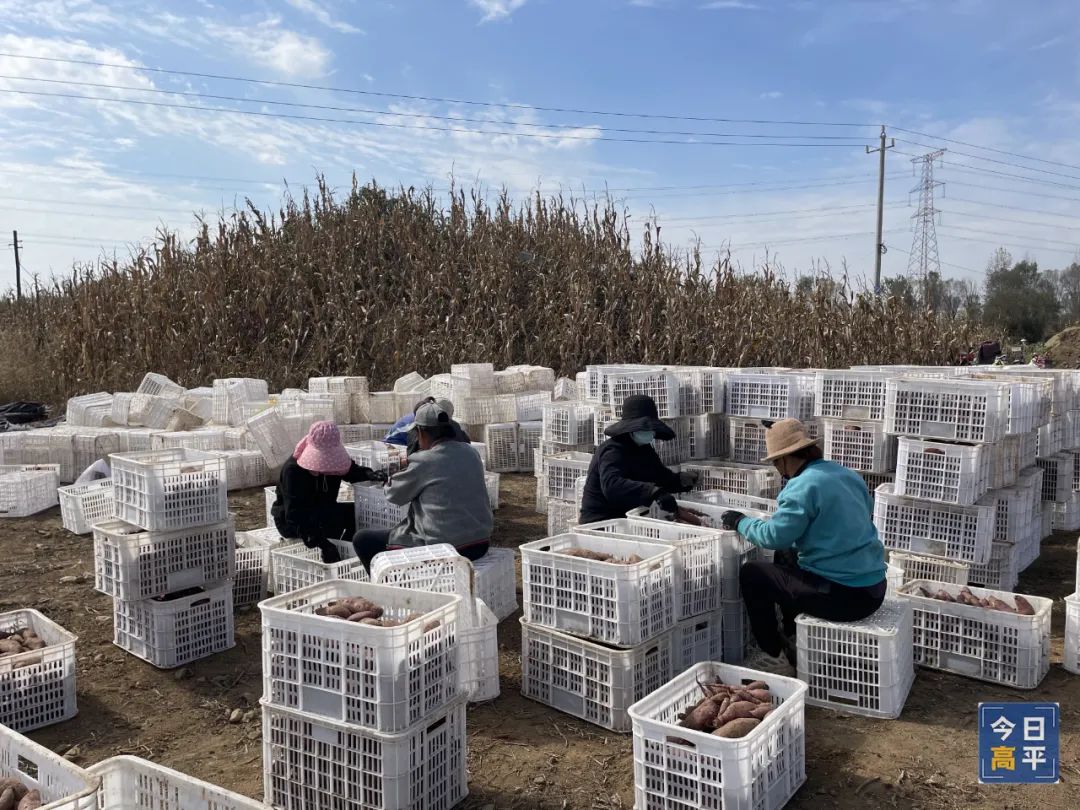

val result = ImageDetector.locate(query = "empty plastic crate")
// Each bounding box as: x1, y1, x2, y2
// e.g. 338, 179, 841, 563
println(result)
262, 696, 467, 810
109, 449, 227, 531
728, 416, 769, 464
58, 478, 113, 534
547, 497, 579, 536
353, 482, 406, 529
1037, 415, 1066, 456
213, 448, 271, 491
873, 483, 994, 564
113, 581, 235, 669
245, 407, 304, 468
887, 551, 969, 587
93, 518, 234, 601
0, 466, 59, 517
688, 413, 729, 459
152, 428, 227, 452
135, 372, 185, 399
0, 609, 77, 733
458, 597, 500, 702
89, 755, 269, 809
212, 378, 269, 426
0, 722, 99, 810
823, 418, 898, 473
899, 580, 1051, 689
260, 580, 460, 731
343, 441, 407, 476
514, 391, 551, 422
885, 377, 1020, 443
894, 437, 989, 505
543, 452, 592, 500
269, 543, 370, 595
485, 471, 500, 510
472, 546, 518, 621
520, 619, 673, 732
1064, 593, 1080, 676
726, 371, 815, 420
482, 423, 519, 473
1037, 452, 1073, 502
967, 541, 1020, 591
369, 544, 472, 603
679, 460, 780, 498
521, 533, 675, 646
1051, 492, 1080, 531
627, 662, 806, 810
451, 362, 496, 396
455, 395, 517, 425
796, 598, 914, 719
718, 597, 751, 664
235, 527, 281, 609
604, 370, 681, 419
66, 392, 113, 427
988, 485, 1037, 543
671, 606, 752, 671
814, 370, 890, 420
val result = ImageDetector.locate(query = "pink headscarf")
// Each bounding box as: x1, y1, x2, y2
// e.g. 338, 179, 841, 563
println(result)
293, 421, 353, 476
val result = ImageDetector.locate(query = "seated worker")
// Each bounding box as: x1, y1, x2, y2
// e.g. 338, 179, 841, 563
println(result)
354, 402, 491, 569
271, 421, 386, 563
720, 418, 887, 670
578, 394, 698, 523
383, 397, 471, 455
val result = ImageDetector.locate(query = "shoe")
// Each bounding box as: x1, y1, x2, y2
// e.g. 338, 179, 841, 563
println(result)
741, 646, 796, 677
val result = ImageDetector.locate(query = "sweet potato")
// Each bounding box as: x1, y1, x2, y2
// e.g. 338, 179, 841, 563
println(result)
359, 618, 384, 626
712, 718, 760, 738
560, 548, 610, 562
750, 704, 774, 720
0, 779, 28, 800
744, 681, 768, 691
934, 589, 956, 602
16, 789, 41, 810
22, 639, 45, 651
987, 597, 1016, 613
0, 787, 15, 810
679, 700, 720, 731
347, 610, 382, 622
0, 640, 23, 655
1014, 595, 1036, 616
742, 689, 772, 703
718, 701, 758, 725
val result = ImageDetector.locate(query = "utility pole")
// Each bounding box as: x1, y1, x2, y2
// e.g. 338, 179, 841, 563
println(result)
8, 230, 21, 300
908, 149, 947, 291
866, 125, 895, 293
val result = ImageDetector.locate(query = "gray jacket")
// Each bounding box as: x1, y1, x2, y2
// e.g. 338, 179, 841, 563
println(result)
387, 439, 493, 550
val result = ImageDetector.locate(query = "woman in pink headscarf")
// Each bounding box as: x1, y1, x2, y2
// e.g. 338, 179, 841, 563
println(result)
270, 421, 386, 562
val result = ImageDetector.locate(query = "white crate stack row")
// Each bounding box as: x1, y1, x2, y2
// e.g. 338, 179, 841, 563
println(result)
92, 448, 235, 669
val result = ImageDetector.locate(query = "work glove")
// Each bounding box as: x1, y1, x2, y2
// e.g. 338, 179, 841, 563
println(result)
720, 510, 746, 531
654, 492, 679, 515
677, 470, 699, 492
366, 468, 389, 484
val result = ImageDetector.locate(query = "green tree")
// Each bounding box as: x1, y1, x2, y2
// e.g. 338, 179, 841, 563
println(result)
982, 254, 1060, 342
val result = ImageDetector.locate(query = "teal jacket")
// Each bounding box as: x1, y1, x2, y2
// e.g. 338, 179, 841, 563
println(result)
736, 459, 886, 588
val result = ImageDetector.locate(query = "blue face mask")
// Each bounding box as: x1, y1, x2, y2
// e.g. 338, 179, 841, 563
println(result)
631, 430, 656, 446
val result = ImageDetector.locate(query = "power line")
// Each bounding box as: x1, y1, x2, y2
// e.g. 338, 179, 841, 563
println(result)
0, 52, 875, 128
888, 245, 981, 276
939, 161, 1080, 193
940, 224, 1080, 250
652, 201, 899, 225
949, 181, 1080, 206
721, 228, 906, 250
944, 198, 1080, 223
0, 195, 215, 214
0, 88, 873, 148
895, 138, 1080, 183
0, 205, 203, 223
0, 74, 872, 141
889, 125, 1080, 174
939, 229, 1080, 257
940, 209, 1080, 235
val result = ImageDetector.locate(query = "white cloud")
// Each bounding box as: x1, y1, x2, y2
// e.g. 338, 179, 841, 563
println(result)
760, 91, 783, 99
202, 17, 333, 78
284, 0, 364, 34
0, 0, 119, 33
700, 1, 762, 9
469, 0, 528, 22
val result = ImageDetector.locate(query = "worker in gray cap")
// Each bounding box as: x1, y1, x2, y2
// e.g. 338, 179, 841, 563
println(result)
383, 397, 471, 455
355, 401, 492, 569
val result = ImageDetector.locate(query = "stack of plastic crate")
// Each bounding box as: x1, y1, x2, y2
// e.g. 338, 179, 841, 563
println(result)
0, 464, 60, 517
211, 378, 269, 427
538, 450, 591, 523
816, 370, 900, 493
575, 515, 757, 668
726, 413, 823, 465
519, 531, 678, 731
308, 375, 369, 424
259, 580, 467, 810
537, 402, 597, 514
547, 476, 585, 535
99, 449, 235, 668
66, 392, 114, 427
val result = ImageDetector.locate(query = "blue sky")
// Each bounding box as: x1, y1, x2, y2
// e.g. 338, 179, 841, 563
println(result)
1, 0, 1079, 291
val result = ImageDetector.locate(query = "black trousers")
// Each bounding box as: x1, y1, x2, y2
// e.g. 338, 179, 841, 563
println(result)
739, 557, 887, 657
275, 502, 355, 564
352, 529, 490, 572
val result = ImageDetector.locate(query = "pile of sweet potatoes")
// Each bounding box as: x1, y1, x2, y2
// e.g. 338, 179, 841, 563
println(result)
558, 548, 643, 565
0, 777, 42, 809
0, 628, 46, 659
313, 597, 437, 629
915, 586, 1035, 615
677, 678, 776, 739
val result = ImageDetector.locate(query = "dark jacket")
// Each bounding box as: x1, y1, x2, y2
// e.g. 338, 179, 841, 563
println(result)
406, 420, 471, 456
579, 435, 685, 523
271, 457, 376, 541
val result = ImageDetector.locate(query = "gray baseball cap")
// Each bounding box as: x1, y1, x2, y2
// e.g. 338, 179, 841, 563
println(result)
414, 402, 450, 428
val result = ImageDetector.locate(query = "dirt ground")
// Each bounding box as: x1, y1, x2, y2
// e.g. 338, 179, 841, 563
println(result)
4, 473, 1080, 809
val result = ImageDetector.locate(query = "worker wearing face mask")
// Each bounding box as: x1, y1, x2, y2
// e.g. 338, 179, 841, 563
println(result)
578, 394, 698, 523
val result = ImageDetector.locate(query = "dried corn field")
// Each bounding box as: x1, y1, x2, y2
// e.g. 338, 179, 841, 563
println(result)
0, 179, 983, 404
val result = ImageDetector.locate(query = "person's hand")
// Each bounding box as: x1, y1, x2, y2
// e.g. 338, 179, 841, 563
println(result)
677, 470, 699, 492
720, 510, 746, 531
655, 492, 678, 515
367, 468, 388, 484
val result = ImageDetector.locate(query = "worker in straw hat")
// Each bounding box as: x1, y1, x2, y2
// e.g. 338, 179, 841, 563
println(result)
578, 394, 698, 523
719, 418, 887, 671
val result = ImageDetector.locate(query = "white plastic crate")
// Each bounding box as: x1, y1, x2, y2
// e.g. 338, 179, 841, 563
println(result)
967, 540, 1020, 591
1064, 593, 1080, 675
184, 388, 214, 422
885, 377, 1019, 443
899, 580, 1051, 689
113, 581, 235, 669
894, 437, 989, 506
515, 391, 551, 422
482, 423, 519, 473
459, 597, 500, 702
546, 497, 579, 537
671, 490, 779, 516
451, 362, 496, 396
89, 755, 269, 810
1037, 452, 1073, 502
670, 605, 752, 671
127, 395, 184, 430
1051, 492, 1080, 531
814, 370, 889, 420
988, 484, 1036, 543
872, 483, 993, 564
796, 598, 914, 719
823, 418, 897, 473
494, 368, 526, 394
214, 448, 271, 490
344, 441, 407, 476
234, 527, 281, 608
517, 420, 542, 472
1037, 415, 1065, 456
574, 517, 739, 616
212, 378, 268, 426
472, 546, 518, 621
94, 518, 235, 601
277, 393, 336, 425
727, 417, 768, 464
679, 460, 780, 498
627, 661, 806, 810
109, 449, 227, 532
338, 424, 374, 444
604, 370, 681, 419
520, 619, 673, 732
269, 543, 370, 595
986, 435, 1021, 490
543, 452, 592, 500
671, 367, 726, 416
887, 551, 968, 587
58, 478, 113, 534
726, 371, 814, 420
0, 609, 77, 733
66, 392, 113, 427
370, 544, 472, 604
119, 429, 160, 453
688, 413, 729, 460
521, 532, 676, 646
0, 723, 99, 810
0, 466, 59, 517
136, 372, 185, 399
310, 375, 369, 396
353, 482, 407, 529
245, 407, 303, 468
485, 471, 500, 510
262, 696, 467, 810
152, 429, 227, 452
261, 580, 460, 731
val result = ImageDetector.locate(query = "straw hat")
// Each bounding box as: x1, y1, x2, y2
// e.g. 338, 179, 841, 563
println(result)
760, 418, 820, 462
